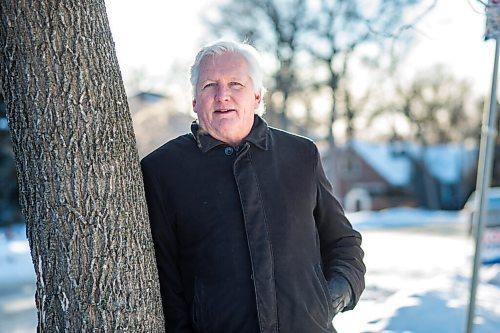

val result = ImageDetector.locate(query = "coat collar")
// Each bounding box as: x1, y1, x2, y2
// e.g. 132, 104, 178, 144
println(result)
191, 115, 270, 153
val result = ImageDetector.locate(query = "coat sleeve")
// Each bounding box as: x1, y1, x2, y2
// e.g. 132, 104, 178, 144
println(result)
141, 159, 194, 333
312, 146, 366, 310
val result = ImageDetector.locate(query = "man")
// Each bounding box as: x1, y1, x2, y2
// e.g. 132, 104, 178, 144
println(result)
141, 40, 365, 333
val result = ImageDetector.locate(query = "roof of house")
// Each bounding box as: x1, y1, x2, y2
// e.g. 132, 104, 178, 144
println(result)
350, 140, 411, 186
349, 139, 477, 186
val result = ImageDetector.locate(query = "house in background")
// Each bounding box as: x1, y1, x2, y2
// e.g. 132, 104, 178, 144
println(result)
324, 140, 478, 212
128, 91, 194, 158
128, 91, 166, 116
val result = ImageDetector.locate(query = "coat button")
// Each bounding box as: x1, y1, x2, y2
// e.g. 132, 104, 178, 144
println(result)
224, 147, 234, 156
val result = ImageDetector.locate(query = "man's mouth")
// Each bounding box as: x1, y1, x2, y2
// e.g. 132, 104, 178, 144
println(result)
214, 109, 236, 113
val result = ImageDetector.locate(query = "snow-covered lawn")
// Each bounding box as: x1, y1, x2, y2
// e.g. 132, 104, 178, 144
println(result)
1, 208, 499, 333
0, 224, 36, 290
334, 229, 500, 332
333, 208, 500, 333
0, 224, 37, 333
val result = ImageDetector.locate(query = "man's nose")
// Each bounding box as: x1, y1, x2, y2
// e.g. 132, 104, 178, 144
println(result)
215, 85, 229, 101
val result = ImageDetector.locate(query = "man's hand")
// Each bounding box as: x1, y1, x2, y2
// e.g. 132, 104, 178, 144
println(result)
327, 275, 353, 317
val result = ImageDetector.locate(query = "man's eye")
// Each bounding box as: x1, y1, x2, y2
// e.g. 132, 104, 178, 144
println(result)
203, 83, 216, 89
230, 82, 243, 88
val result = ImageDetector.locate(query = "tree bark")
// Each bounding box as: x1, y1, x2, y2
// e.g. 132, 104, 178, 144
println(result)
0, 0, 165, 331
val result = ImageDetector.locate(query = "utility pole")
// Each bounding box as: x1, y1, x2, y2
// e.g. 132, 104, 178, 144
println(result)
465, 2, 500, 333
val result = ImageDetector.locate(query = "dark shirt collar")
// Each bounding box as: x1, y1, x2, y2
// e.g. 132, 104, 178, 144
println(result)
191, 115, 270, 153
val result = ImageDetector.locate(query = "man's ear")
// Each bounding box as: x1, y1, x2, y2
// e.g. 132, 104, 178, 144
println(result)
254, 92, 262, 107
192, 99, 197, 113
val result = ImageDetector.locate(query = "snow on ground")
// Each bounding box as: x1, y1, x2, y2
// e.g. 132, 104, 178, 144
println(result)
347, 207, 464, 230
0, 208, 499, 333
334, 208, 500, 333
334, 230, 500, 332
0, 224, 37, 333
0, 224, 36, 290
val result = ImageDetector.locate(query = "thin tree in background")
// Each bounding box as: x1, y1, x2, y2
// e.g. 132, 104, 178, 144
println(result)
305, 0, 437, 146
204, 0, 312, 130
0, 1, 164, 331
368, 65, 479, 145
0, 91, 23, 227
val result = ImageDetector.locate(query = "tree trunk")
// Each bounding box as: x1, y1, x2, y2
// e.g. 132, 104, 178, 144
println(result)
0, 1, 165, 331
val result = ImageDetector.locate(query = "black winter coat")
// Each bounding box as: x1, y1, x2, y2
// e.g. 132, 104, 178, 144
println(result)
141, 115, 365, 333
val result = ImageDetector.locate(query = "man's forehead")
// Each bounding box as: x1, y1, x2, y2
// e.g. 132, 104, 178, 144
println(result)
200, 53, 248, 70
199, 55, 250, 80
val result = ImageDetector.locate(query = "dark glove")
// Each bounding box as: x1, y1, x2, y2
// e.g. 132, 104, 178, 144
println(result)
327, 275, 353, 317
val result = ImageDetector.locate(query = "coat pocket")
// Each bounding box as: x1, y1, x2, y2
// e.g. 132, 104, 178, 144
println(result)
313, 264, 334, 326
192, 277, 209, 333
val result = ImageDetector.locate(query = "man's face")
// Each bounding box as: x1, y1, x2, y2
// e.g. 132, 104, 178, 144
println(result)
193, 52, 261, 146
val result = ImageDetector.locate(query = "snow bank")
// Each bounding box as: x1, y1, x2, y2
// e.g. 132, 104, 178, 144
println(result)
347, 207, 462, 230
0, 225, 35, 290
